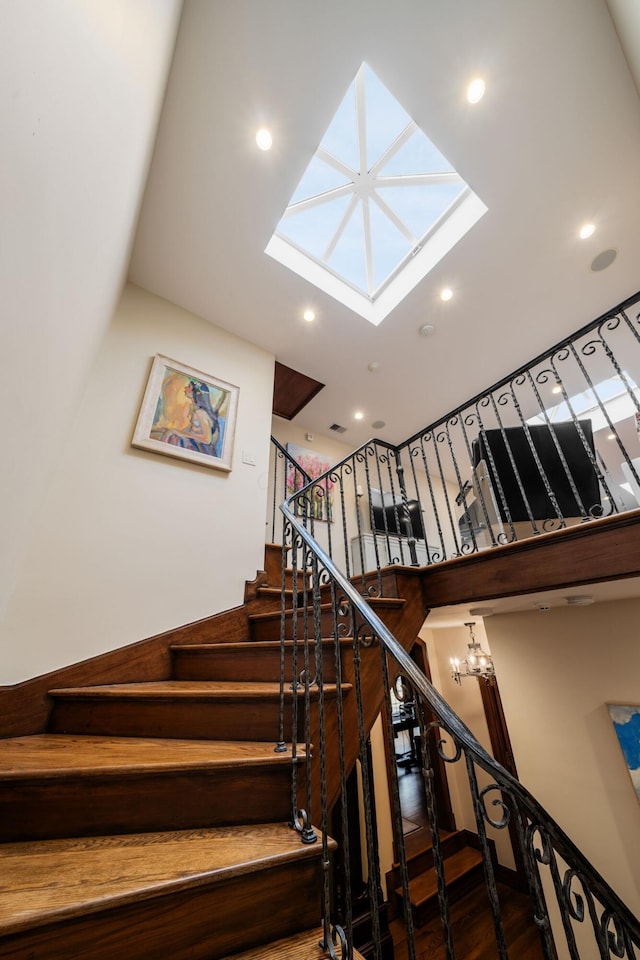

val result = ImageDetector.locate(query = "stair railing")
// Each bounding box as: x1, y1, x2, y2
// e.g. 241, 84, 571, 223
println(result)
268, 290, 640, 587
278, 497, 640, 960
268, 436, 312, 545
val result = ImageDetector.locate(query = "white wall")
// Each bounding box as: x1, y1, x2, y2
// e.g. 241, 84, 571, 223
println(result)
486, 601, 640, 916
0, 284, 274, 684
0, 0, 182, 619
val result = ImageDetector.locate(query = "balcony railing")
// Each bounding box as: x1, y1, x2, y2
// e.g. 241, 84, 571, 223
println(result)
269, 290, 640, 589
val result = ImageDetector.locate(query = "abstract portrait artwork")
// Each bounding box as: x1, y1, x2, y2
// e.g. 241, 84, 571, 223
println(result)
132, 355, 239, 472
286, 443, 334, 522
607, 703, 640, 803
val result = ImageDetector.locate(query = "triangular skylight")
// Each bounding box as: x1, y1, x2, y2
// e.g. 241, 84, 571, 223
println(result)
265, 63, 487, 325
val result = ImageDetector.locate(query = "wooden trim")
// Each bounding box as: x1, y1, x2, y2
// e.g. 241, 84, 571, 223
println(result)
0, 601, 255, 739
421, 508, 640, 607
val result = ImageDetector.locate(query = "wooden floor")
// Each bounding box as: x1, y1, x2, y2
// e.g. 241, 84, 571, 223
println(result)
397, 765, 429, 833
390, 880, 545, 960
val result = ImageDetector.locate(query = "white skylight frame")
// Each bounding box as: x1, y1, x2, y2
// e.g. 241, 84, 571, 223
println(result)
265, 63, 487, 325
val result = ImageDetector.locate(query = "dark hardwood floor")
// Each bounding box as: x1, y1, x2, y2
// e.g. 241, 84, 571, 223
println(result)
397, 764, 429, 834
390, 880, 545, 960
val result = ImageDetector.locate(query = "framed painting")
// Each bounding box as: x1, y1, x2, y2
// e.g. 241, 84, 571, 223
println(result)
286, 443, 334, 522
607, 703, 640, 803
132, 355, 239, 472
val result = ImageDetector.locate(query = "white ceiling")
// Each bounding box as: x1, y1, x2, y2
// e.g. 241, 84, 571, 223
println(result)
129, 0, 640, 451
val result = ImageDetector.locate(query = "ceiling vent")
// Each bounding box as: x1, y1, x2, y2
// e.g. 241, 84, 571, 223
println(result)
330, 423, 347, 433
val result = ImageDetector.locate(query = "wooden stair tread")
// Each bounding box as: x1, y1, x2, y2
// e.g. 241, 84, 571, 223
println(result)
248, 596, 405, 623
172, 638, 353, 652
221, 927, 366, 960
0, 822, 329, 937
48, 680, 347, 700
396, 847, 483, 906
0, 734, 301, 779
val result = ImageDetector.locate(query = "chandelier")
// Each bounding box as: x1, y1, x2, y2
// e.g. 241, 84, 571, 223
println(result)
450, 621, 496, 684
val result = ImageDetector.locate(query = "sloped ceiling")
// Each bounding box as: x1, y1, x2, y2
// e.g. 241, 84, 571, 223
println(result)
130, 0, 640, 449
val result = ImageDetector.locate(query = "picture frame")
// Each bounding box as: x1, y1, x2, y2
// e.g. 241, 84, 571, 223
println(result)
286, 442, 334, 522
132, 354, 239, 472
607, 703, 640, 803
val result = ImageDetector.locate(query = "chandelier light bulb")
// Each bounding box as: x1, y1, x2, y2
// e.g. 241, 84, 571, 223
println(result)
451, 622, 496, 684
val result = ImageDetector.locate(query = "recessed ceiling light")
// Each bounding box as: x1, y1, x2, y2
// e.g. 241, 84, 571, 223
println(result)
354, 411, 364, 420
579, 223, 595, 240
552, 386, 562, 394
466, 78, 485, 104
440, 288, 453, 302
419, 323, 436, 337
303, 308, 315, 322
256, 127, 272, 151
367, 361, 380, 372
607, 433, 616, 440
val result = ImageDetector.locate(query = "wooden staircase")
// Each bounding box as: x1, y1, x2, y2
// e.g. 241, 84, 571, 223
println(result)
0, 550, 428, 960
388, 831, 485, 928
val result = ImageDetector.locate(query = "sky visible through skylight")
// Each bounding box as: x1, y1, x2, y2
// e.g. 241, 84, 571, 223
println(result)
265, 62, 487, 324
275, 63, 468, 298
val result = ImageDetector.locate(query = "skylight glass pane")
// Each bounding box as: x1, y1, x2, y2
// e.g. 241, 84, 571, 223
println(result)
319, 83, 358, 171
328, 204, 368, 293
369, 200, 411, 287
277, 194, 352, 260
381, 128, 454, 176
364, 64, 411, 169
527, 373, 640, 431
376, 182, 466, 238
265, 61, 488, 324
289, 155, 351, 205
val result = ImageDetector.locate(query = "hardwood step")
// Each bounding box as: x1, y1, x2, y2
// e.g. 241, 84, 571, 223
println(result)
0, 735, 303, 841
0, 822, 331, 960
171, 639, 352, 683
249, 597, 405, 641
48, 680, 348, 742
220, 926, 366, 960
395, 846, 484, 927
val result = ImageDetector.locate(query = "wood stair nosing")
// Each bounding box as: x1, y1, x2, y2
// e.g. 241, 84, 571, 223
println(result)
170, 638, 350, 683
46, 680, 350, 742
249, 597, 405, 641
0, 735, 305, 842
1, 824, 334, 960
395, 846, 484, 926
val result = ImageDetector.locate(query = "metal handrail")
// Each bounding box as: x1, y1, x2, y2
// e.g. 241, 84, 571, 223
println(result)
281, 495, 640, 959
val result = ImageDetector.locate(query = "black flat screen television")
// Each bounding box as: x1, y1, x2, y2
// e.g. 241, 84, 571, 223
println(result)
371, 495, 426, 541
472, 420, 600, 522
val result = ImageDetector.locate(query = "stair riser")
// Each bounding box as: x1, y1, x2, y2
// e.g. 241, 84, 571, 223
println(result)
412, 862, 485, 928
0, 856, 323, 960
171, 646, 337, 683
0, 766, 294, 842
49, 698, 310, 743
249, 608, 340, 642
